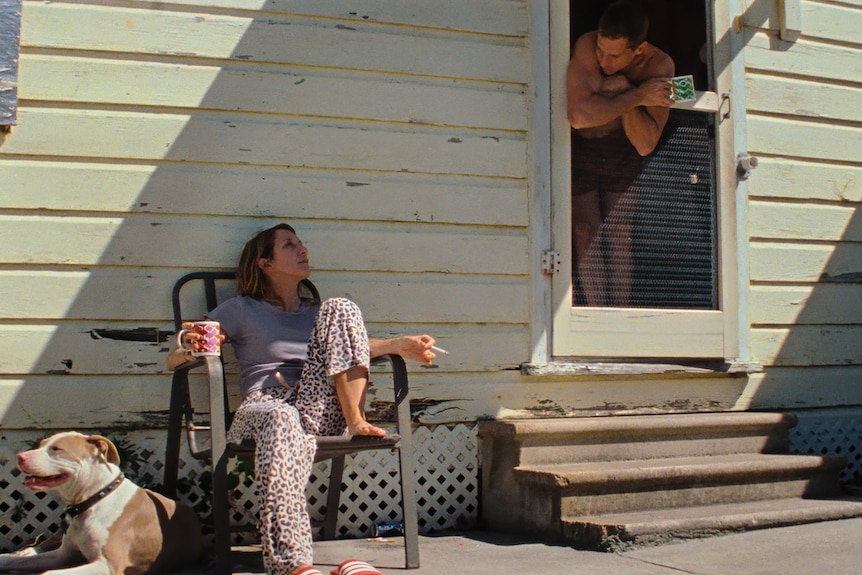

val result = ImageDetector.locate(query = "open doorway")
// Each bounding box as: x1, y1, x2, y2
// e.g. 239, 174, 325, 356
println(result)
569, 0, 717, 309
550, 0, 740, 359
571, 0, 709, 90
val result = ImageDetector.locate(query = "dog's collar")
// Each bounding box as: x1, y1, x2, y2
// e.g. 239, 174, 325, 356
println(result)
65, 473, 124, 519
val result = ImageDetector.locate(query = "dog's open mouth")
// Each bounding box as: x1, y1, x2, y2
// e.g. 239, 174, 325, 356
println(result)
23, 473, 69, 491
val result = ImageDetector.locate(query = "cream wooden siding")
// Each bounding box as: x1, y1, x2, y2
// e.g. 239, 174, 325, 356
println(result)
0, 0, 532, 428
740, 0, 862, 409
0, 0, 19, 127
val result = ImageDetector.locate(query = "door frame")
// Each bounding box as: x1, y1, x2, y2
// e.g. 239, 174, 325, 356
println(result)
529, 0, 752, 365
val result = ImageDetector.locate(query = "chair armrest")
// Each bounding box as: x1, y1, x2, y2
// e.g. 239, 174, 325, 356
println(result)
205, 355, 229, 468
172, 357, 206, 375
169, 356, 225, 459
371, 353, 412, 441
372, 353, 409, 399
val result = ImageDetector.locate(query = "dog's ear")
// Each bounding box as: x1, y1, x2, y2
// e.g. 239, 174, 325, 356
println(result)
86, 435, 121, 466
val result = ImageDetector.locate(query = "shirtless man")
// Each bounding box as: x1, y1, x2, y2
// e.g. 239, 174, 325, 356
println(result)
567, 0, 674, 307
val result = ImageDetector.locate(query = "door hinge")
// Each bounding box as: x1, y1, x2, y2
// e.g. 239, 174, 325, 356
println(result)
542, 250, 561, 275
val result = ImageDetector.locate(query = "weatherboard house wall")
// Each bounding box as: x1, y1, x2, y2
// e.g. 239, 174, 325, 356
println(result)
0, 0, 860, 547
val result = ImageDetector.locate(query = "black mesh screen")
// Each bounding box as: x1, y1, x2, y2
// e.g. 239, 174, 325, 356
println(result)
573, 110, 717, 309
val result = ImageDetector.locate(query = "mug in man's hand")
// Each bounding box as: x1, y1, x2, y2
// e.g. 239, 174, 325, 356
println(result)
671, 75, 696, 103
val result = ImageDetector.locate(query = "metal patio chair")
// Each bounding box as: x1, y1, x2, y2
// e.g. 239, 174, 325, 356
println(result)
162, 271, 420, 575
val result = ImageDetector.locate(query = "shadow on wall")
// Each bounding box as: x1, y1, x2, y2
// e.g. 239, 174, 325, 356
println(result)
737, 164, 862, 483
725, 3, 862, 418
0, 2, 527, 431
1, 1, 860, 437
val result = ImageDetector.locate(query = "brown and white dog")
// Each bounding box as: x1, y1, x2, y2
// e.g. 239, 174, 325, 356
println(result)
0, 431, 202, 575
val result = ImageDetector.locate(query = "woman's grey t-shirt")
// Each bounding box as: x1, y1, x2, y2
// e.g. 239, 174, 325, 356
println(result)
207, 296, 318, 397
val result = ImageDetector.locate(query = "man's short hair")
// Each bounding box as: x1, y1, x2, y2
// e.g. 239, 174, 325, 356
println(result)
598, 1, 649, 48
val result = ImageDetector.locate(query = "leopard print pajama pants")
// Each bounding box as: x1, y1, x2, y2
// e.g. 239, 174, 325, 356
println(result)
226, 298, 371, 574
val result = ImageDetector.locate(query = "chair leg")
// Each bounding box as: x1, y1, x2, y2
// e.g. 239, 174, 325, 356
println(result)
207, 356, 233, 575
389, 354, 420, 568
212, 451, 233, 575
163, 371, 186, 498
397, 441, 420, 569
323, 455, 345, 540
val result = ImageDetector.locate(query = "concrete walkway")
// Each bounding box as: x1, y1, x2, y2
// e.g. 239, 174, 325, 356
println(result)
226, 517, 862, 575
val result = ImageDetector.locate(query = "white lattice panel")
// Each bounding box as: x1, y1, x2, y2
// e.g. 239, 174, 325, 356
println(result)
5, 411, 861, 553
0, 424, 479, 552
0, 434, 63, 550
790, 408, 862, 484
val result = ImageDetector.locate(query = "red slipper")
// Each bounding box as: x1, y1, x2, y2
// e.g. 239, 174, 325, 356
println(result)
330, 559, 383, 575
292, 566, 325, 575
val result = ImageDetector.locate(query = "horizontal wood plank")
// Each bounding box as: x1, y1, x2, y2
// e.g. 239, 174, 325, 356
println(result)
741, 0, 862, 44
744, 32, 862, 84
750, 242, 862, 283
748, 158, 862, 202
740, 366, 862, 411
0, 216, 529, 274
3, 109, 527, 178
22, 3, 528, 83
751, 284, 862, 325
19, 55, 528, 131
746, 73, 862, 123
558, 308, 726, 358
747, 115, 862, 164
317, 275, 529, 325
0, 269, 529, 324
0, 160, 528, 226
752, 326, 862, 367
0, 369, 747, 428
0, 268, 174, 321
0, 376, 177, 429
0, 322, 528, 375
124, 0, 530, 36
182, 369, 748, 423
749, 200, 862, 242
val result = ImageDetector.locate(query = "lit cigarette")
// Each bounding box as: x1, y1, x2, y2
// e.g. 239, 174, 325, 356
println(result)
432, 346, 449, 355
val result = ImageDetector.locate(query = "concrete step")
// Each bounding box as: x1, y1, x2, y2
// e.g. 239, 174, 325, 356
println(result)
480, 412, 856, 551
562, 496, 862, 551
479, 412, 796, 465
515, 453, 847, 515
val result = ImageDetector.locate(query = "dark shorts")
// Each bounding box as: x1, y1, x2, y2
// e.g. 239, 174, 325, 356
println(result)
571, 130, 642, 196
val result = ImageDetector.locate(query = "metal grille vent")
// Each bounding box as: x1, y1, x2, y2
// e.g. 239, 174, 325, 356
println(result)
574, 110, 717, 309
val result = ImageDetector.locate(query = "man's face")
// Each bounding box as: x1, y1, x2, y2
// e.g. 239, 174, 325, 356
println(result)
595, 34, 644, 76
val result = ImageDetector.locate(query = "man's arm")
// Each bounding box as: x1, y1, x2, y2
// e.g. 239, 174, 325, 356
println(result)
567, 34, 646, 129
621, 56, 676, 156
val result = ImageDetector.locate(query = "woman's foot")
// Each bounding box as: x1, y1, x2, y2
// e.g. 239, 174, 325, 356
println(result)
347, 419, 387, 437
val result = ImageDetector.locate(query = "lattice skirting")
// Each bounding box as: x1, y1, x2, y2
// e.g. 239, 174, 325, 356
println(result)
789, 407, 862, 485
4, 409, 860, 552
0, 423, 479, 552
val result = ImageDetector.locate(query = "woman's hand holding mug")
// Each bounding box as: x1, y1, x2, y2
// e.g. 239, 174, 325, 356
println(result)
176, 321, 224, 356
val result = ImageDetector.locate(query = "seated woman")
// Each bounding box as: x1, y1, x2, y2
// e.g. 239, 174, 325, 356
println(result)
167, 223, 436, 575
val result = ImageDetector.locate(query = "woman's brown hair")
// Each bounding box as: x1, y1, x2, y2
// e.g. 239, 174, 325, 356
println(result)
236, 223, 297, 302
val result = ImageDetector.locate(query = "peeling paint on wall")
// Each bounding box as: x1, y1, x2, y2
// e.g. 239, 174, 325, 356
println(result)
89, 327, 172, 343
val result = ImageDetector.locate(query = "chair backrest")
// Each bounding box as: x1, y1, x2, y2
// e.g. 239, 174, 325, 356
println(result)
171, 271, 320, 331
170, 271, 322, 435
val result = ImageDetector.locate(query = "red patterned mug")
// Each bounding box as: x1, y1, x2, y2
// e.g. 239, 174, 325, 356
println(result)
177, 321, 222, 356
